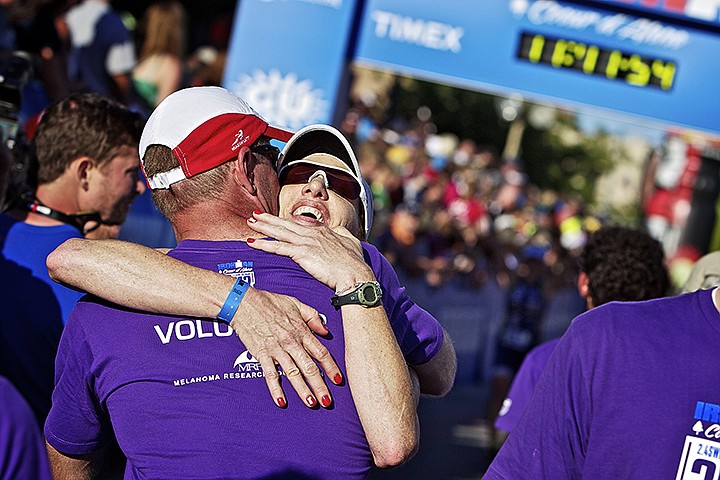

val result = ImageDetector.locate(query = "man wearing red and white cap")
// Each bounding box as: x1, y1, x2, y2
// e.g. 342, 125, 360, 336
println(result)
50, 121, 457, 399
45, 87, 445, 479
49, 118, 456, 395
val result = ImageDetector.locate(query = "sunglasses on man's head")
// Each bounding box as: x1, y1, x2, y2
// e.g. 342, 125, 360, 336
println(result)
250, 143, 281, 168
280, 163, 362, 201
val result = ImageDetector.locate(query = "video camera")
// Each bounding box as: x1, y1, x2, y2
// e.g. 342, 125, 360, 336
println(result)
0, 50, 35, 212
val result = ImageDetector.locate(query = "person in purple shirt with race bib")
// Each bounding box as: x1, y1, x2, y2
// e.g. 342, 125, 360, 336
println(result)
494, 226, 669, 437
484, 229, 720, 479
45, 87, 455, 479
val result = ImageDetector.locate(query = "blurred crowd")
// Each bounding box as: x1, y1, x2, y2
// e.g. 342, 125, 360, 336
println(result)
340, 101, 600, 304
0, 0, 230, 128
1, 1, 606, 303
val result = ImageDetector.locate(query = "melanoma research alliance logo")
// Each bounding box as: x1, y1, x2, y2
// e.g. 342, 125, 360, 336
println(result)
229, 69, 329, 130
231, 350, 264, 379
172, 349, 275, 387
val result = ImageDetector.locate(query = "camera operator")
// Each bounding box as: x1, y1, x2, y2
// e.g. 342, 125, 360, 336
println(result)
0, 92, 143, 422
0, 50, 35, 212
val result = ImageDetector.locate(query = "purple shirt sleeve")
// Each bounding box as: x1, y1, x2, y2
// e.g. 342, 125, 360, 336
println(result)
494, 338, 561, 433
0, 377, 52, 480
44, 302, 114, 455
363, 243, 444, 365
485, 321, 590, 479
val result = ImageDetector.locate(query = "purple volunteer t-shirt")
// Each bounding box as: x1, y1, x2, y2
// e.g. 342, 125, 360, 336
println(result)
485, 289, 720, 479
45, 240, 443, 479
494, 337, 560, 433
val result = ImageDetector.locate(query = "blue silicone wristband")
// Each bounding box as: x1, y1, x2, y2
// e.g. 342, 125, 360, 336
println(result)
217, 278, 249, 323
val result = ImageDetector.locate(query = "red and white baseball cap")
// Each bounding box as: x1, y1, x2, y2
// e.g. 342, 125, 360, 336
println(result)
140, 86, 293, 190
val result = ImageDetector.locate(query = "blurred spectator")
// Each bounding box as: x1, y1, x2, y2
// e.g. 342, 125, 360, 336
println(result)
341, 99, 379, 148
12, 0, 73, 104
555, 194, 588, 252
186, 45, 226, 87
681, 251, 720, 293
643, 133, 697, 258
65, 0, 136, 103
184, 10, 231, 88
132, 0, 187, 107
0, 1, 73, 129
493, 162, 526, 215
0, 0, 16, 51
485, 247, 548, 431
444, 169, 489, 233
0, 93, 143, 422
375, 204, 428, 280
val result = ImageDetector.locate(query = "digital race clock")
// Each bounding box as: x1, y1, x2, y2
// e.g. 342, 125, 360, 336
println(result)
516, 32, 678, 92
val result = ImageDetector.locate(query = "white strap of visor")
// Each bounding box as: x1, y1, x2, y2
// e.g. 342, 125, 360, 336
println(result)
147, 166, 187, 190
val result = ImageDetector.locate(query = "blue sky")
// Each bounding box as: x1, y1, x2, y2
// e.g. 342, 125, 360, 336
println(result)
574, 107, 667, 146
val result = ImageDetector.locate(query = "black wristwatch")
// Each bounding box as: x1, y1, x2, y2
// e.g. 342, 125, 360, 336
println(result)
330, 281, 383, 308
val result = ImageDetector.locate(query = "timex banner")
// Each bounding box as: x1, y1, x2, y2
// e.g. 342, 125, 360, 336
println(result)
593, 0, 720, 27
223, 0, 359, 130
354, 0, 720, 134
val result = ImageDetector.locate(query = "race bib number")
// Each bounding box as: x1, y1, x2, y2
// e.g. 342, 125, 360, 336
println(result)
676, 436, 720, 480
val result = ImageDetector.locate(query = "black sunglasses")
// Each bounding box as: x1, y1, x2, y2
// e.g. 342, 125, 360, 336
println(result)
280, 163, 361, 201
250, 143, 281, 168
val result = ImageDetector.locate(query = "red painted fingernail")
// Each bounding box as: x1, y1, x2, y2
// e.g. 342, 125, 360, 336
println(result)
333, 373, 342, 385
247, 238, 255, 243
253, 210, 262, 215
307, 395, 317, 407
276, 397, 286, 408
321, 395, 332, 408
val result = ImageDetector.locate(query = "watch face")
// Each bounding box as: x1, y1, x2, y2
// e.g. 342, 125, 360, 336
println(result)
361, 284, 378, 303
330, 281, 382, 308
